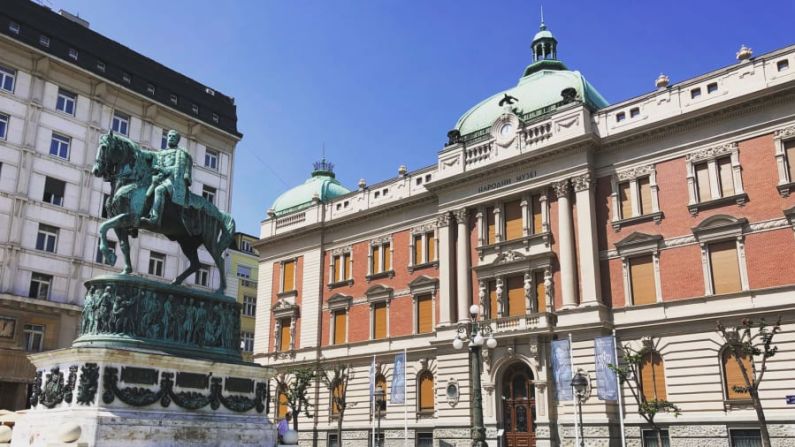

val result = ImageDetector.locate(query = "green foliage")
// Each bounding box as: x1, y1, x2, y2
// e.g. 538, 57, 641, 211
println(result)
275, 366, 317, 430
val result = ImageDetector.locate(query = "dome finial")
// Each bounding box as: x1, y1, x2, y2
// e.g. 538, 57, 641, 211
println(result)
312, 158, 335, 178
540, 2, 546, 30
531, 6, 557, 64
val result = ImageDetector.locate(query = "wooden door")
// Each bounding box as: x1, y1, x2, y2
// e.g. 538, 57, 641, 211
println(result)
502, 364, 536, 447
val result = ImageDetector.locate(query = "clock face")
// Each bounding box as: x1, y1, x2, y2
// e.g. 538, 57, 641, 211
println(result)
499, 123, 514, 137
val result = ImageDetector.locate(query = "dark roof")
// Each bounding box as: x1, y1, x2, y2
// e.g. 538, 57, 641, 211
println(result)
0, 0, 241, 138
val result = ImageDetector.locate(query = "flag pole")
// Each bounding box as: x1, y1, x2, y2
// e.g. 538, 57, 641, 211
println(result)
569, 333, 579, 447
371, 355, 376, 447
613, 329, 627, 447
404, 348, 408, 447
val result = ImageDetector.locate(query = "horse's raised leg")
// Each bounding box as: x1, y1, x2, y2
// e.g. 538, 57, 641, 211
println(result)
98, 213, 132, 267
116, 228, 133, 274
173, 239, 201, 286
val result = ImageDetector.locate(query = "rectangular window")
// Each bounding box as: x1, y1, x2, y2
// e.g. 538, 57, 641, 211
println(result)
778, 59, 790, 72
279, 318, 291, 351
170, 94, 178, 105
328, 434, 339, 447
371, 242, 391, 274
707, 82, 718, 94
0, 113, 8, 139
95, 240, 115, 265
691, 88, 702, 99
101, 193, 110, 218
417, 294, 433, 334
413, 234, 423, 265
535, 271, 546, 313
531, 194, 543, 234
35, 223, 58, 253
638, 176, 653, 215
619, 181, 632, 219
23, 324, 45, 352
241, 331, 254, 353
237, 265, 252, 279
616, 111, 626, 122
642, 429, 670, 447
786, 140, 795, 182
191, 104, 199, 115
331, 252, 351, 282
486, 206, 496, 244
160, 129, 168, 149
9, 21, 20, 35
195, 264, 210, 286
630, 107, 640, 118
383, 242, 391, 271
488, 280, 498, 319
29, 273, 52, 300
695, 162, 711, 202
729, 429, 761, 447
242, 295, 257, 317
282, 260, 296, 292
122, 72, 131, 84
212, 113, 219, 124
49, 133, 71, 159
629, 255, 656, 305
709, 241, 741, 294
111, 111, 129, 136
372, 302, 387, 340
96, 61, 106, 72
504, 199, 523, 240
202, 185, 216, 205
506, 276, 525, 317
56, 88, 76, 115
68, 48, 78, 61
717, 156, 735, 197
0, 65, 16, 92
43, 177, 65, 206
426, 232, 436, 261
39, 35, 50, 47
204, 149, 219, 170
148, 252, 165, 277
416, 433, 433, 447
333, 309, 347, 344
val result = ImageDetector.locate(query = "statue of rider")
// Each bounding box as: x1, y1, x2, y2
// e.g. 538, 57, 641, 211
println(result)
141, 130, 193, 227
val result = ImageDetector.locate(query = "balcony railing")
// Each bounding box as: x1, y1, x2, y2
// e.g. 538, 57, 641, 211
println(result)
487, 312, 554, 333
239, 278, 258, 288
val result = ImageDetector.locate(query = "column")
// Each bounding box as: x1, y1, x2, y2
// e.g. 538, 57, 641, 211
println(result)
436, 212, 453, 326
553, 180, 578, 308
573, 173, 601, 305
454, 208, 471, 322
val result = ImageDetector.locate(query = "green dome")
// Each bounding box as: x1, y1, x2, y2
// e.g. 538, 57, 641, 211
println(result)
271, 160, 351, 216
454, 23, 608, 137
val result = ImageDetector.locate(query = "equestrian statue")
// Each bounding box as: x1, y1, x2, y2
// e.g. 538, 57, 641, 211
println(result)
92, 130, 235, 293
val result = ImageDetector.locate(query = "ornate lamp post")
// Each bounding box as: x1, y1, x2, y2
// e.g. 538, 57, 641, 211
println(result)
374, 386, 386, 447
453, 304, 497, 447
571, 370, 589, 447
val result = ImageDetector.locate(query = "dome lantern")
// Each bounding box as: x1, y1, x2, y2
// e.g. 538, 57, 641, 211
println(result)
270, 158, 351, 217
532, 21, 558, 63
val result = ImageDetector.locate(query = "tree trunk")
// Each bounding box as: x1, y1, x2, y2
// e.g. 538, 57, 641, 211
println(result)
751, 389, 771, 447
292, 408, 298, 431
336, 410, 344, 446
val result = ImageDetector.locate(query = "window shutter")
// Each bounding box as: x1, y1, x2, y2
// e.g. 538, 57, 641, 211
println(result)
282, 260, 296, 292
373, 303, 387, 339
279, 318, 291, 352
383, 243, 391, 271
419, 372, 434, 411
331, 382, 344, 415
277, 388, 289, 418
717, 157, 735, 197
417, 294, 433, 334
333, 310, 347, 344
531, 194, 543, 234
504, 200, 523, 240
630, 255, 656, 305
413, 235, 423, 264
487, 280, 498, 319
534, 271, 546, 313
695, 163, 711, 202
640, 352, 666, 401
372, 245, 381, 273
426, 233, 436, 262
638, 177, 653, 215
506, 276, 525, 317
344, 253, 352, 280
722, 349, 752, 400
709, 241, 741, 294
786, 140, 795, 181
619, 181, 632, 219
486, 207, 496, 245
332, 255, 341, 283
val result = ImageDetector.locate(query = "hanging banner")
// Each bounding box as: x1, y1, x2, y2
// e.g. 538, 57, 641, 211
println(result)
550, 339, 573, 401
594, 336, 618, 401
391, 352, 406, 404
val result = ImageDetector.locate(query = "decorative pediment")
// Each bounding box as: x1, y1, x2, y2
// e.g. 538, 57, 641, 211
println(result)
272, 298, 299, 319
692, 215, 748, 243
685, 142, 738, 163
327, 293, 352, 310
493, 250, 527, 265
408, 275, 438, 295
365, 284, 393, 303
615, 232, 662, 257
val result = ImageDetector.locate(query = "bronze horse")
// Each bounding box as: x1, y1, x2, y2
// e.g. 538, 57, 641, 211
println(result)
91, 132, 235, 293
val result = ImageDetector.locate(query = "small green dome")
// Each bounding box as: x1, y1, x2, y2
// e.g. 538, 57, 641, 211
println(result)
271, 160, 351, 216
453, 22, 608, 137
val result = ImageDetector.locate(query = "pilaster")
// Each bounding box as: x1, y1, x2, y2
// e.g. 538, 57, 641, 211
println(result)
573, 173, 601, 305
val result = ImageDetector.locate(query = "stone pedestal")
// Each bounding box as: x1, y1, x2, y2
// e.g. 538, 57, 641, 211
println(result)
10, 347, 276, 447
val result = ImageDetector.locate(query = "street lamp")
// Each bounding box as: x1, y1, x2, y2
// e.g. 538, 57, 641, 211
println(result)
453, 304, 497, 447
571, 370, 589, 447
374, 386, 386, 447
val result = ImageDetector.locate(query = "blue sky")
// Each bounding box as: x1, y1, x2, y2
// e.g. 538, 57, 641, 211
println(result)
56, 0, 794, 234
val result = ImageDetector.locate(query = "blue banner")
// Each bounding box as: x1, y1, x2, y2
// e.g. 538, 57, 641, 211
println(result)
594, 336, 618, 401
550, 339, 573, 401
391, 352, 406, 404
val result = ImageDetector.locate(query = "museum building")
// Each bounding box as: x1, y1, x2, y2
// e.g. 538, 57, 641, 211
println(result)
0, 0, 241, 411
254, 23, 795, 447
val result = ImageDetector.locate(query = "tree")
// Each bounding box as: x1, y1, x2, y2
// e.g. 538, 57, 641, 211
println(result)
320, 364, 353, 445
716, 317, 782, 447
274, 367, 316, 431
609, 341, 681, 447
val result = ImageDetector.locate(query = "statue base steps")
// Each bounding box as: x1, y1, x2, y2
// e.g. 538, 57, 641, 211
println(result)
11, 347, 276, 447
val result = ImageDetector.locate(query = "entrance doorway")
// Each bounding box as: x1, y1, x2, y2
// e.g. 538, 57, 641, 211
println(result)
501, 363, 536, 447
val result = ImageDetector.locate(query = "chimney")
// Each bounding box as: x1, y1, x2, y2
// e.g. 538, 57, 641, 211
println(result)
59, 10, 90, 28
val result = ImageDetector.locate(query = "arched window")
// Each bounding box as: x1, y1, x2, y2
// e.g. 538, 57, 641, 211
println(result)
639, 351, 667, 401
331, 380, 345, 416
277, 385, 289, 418
722, 348, 752, 400
418, 371, 434, 413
